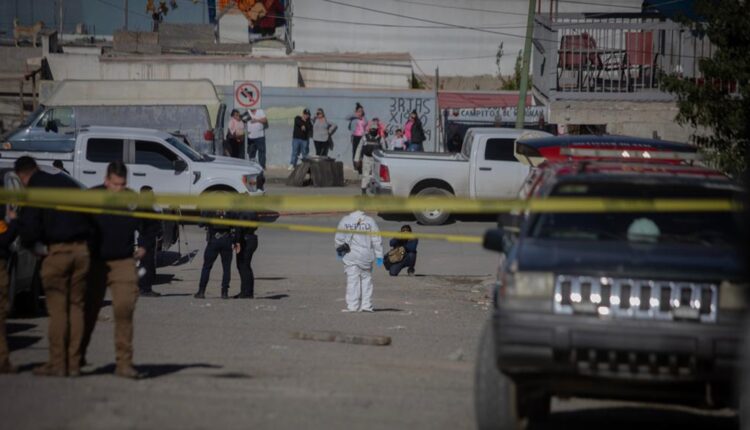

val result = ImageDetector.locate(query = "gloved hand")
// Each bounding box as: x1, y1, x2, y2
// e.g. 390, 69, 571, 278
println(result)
376, 257, 383, 267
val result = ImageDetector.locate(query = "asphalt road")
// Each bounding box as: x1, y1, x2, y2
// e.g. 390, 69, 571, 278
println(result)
0, 184, 740, 429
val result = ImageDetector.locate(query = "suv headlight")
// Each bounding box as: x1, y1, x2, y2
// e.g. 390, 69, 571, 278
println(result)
505, 271, 554, 298
719, 281, 748, 310
242, 174, 258, 192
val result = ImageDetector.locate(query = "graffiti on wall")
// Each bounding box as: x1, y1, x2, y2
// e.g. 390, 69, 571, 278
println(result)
386, 97, 433, 142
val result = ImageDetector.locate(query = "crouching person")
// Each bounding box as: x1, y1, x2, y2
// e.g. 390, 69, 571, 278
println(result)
385, 224, 418, 276
335, 211, 383, 312
80, 161, 159, 379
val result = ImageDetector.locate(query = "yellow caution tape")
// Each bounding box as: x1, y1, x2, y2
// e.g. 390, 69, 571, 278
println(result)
0, 188, 742, 214
17, 202, 484, 244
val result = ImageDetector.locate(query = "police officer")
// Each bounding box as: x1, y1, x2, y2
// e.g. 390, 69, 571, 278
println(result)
233, 211, 259, 299
15, 156, 92, 377
354, 122, 384, 195
194, 210, 236, 299
0, 205, 18, 373
80, 161, 159, 378
137, 186, 161, 297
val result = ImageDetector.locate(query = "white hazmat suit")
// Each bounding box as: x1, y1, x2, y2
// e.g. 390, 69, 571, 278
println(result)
334, 211, 383, 312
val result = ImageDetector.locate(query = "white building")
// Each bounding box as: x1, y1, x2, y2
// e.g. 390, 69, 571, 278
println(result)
291, 0, 645, 77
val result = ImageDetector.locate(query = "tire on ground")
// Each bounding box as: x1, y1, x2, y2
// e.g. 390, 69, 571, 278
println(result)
413, 187, 452, 226
475, 320, 521, 430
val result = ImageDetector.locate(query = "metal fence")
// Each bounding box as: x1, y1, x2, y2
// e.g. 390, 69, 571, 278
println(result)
533, 13, 736, 101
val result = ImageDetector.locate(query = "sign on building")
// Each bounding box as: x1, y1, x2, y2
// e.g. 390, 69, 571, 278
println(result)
233, 80, 263, 110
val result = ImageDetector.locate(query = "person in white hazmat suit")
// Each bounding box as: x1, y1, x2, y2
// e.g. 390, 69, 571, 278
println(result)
335, 210, 384, 312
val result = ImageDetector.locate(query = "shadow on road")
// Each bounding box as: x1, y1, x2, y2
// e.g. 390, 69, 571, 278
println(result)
529, 407, 738, 429
259, 294, 289, 300
374, 308, 404, 313
7, 322, 41, 351
158, 250, 199, 268
87, 363, 222, 379
153, 274, 176, 285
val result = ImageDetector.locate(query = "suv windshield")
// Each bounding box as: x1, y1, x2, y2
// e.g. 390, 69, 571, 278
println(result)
529, 181, 743, 246
166, 137, 204, 162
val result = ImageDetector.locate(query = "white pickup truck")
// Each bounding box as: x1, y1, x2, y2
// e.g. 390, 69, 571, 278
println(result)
372, 128, 551, 225
0, 126, 264, 195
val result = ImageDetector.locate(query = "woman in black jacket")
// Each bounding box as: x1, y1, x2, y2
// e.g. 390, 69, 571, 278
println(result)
405, 110, 426, 152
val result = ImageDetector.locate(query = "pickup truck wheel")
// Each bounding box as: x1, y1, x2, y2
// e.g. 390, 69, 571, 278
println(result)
475, 320, 521, 430
413, 187, 452, 226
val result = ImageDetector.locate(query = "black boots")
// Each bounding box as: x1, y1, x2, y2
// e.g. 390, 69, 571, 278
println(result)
221, 289, 229, 299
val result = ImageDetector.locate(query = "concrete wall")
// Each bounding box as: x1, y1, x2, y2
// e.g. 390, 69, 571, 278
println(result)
292, 0, 645, 77
298, 60, 412, 89
217, 86, 436, 167
46, 53, 299, 87
548, 100, 693, 142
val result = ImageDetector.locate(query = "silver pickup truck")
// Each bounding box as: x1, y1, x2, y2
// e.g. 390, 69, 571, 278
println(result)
372, 128, 551, 225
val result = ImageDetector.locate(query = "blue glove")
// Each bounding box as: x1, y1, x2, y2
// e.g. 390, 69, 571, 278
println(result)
376, 257, 383, 267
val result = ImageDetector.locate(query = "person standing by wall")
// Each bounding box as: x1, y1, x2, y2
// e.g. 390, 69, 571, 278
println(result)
226, 109, 245, 158
312, 108, 338, 157
80, 161, 159, 379
335, 210, 383, 313
354, 122, 384, 195
194, 210, 236, 299
346, 103, 367, 169
15, 156, 92, 377
0, 206, 18, 373
245, 108, 268, 169
385, 225, 418, 276
233, 211, 259, 299
404, 110, 426, 152
290, 108, 312, 170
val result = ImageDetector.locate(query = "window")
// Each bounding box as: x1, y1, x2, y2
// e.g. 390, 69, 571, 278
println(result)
135, 140, 178, 170
484, 138, 517, 162
86, 138, 124, 163
36, 108, 75, 130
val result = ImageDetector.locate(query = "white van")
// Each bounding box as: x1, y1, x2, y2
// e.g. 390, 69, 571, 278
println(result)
1, 79, 225, 155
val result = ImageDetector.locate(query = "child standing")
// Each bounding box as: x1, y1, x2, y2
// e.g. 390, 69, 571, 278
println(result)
388, 129, 407, 151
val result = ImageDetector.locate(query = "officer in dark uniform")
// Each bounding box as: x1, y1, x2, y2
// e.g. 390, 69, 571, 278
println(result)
80, 161, 159, 379
194, 210, 236, 299
0, 205, 18, 373
233, 211, 259, 299
137, 186, 161, 297
15, 156, 92, 377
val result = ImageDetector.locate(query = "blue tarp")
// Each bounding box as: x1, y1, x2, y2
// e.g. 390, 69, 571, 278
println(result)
642, 0, 704, 21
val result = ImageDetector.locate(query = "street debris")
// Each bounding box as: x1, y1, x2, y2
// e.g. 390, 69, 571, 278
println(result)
291, 330, 391, 346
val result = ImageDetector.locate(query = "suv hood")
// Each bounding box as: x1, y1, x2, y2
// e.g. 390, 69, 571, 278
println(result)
202, 155, 263, 174
517, 239, 744, 282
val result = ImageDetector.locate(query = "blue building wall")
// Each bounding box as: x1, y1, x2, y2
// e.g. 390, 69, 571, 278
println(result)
1, 0, 206, 37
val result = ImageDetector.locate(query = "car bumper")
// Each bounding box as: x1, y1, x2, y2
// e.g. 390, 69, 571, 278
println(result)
492, 307, 743, 383
371, 184, 392, 196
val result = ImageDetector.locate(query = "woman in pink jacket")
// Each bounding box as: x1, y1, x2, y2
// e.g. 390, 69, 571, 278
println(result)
346, 103, 367, 170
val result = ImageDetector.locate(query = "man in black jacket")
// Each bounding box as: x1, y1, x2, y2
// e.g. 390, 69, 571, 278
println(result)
15, 156, 92, 377
0, 205, 18, 373
289, 108, 312, 170
80, 161, 159, 379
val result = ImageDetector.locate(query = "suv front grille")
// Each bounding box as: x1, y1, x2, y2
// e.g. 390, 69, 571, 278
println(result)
553, 275, 717, 323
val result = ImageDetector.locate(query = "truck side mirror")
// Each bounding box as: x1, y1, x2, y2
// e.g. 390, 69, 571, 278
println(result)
173, 159, 188, 172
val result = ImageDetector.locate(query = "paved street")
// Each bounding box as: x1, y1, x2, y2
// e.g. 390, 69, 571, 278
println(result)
0, 185, 739, 429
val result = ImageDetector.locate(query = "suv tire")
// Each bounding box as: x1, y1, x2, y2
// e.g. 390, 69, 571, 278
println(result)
413, 187, 452, 226
475, 320, 521, 430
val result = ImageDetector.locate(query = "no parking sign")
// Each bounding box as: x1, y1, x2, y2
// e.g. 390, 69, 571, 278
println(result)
233, 80, 262, 110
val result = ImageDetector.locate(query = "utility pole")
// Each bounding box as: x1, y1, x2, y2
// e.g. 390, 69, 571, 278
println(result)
515, 0, 537, 129
124, 0, 129, 30
434, 67, 440, 151
58, 0, 64, 36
